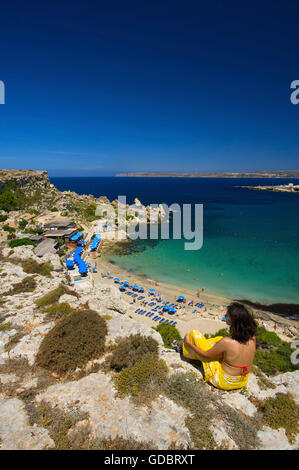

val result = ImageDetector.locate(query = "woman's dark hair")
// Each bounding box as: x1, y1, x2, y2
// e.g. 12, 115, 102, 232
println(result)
226, 302, 257, 344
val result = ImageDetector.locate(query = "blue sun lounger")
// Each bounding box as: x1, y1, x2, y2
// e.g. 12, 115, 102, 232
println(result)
164, 319, 169, 324
159, 318, 165, 323
135, 308, 140, 313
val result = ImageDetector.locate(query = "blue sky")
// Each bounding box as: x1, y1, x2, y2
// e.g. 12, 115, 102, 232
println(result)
0, 0, 298, 176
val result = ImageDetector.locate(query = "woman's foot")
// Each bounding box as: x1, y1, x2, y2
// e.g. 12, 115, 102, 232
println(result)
171, 340, 183, 352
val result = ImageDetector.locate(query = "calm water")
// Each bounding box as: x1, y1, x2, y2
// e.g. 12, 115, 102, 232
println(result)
52, 177, 299, 304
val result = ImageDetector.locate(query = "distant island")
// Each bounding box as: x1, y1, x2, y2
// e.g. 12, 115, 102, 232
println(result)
236, 182, 299, 194
116, 170, 299, 178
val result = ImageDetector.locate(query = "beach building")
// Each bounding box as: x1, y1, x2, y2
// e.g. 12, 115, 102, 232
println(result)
43, 219, 76, 231
43, 228, 76, 239
33, 238, 56, 257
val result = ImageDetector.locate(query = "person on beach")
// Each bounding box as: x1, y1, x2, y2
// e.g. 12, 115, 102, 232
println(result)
172, 303, 257, 390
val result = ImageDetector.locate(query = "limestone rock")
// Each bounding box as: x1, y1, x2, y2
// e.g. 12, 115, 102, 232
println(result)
36, 372, 190, 449
0, 396, 54, 450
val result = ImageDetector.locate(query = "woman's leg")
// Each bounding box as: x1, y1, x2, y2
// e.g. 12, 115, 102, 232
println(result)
182, 330, 223, 360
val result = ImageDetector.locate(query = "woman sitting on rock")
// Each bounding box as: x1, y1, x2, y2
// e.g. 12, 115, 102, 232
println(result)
172, 302, 257, 390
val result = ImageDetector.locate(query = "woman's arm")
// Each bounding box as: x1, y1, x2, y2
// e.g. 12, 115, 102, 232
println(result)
184, 334, 228, 360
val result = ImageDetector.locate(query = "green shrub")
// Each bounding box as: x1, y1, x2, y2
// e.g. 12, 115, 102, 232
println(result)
50, 207, 58, 212
42, 302, 73, 320
8, 238, 36, 248
253, 327, 298, 375
254, 344, 298, 376
0, 214, 8, 222
35, 286, 65, 308
24, 228, 44, 235
109, 334, 159, 371
36, 310, 107, 375
114, 354, 168, 403
7, 233, 16, 240
257, 393, 299, 444
255, 326, 282, 348
155, 323, 182, 348
0, 182, 22, 212
21, 259, 53, 277
3, 224, 16, 233
206, 328, 230, 339
18, 219, 28, 229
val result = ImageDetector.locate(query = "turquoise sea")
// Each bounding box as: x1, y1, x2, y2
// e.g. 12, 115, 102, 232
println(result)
52, 177, 299, 306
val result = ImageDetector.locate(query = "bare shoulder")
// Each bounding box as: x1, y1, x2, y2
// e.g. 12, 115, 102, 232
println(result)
218, 336, 234, 349
220, 336, 233, 344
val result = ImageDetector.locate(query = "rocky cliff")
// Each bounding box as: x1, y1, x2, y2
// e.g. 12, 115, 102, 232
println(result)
0, 170, 50, 192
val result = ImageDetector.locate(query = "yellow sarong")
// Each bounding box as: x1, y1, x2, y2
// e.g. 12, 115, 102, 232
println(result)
182, 330, 249, 391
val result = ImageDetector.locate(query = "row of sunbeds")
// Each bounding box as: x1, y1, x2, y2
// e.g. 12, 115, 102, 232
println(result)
135, 308, 177, 326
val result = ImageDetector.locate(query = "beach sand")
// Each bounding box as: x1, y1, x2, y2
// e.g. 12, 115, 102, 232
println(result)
93, 256, 239, 336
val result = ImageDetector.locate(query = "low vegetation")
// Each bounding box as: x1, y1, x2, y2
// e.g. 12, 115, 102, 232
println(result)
0, 321, 13, 332
18, 219, 28, 229
93, 436, 155, 450
164, 372, 260, 450
108, 334, 159, 371
4, 330, 26, 352
114, 354, 168, 404
21, 259, 53, 277
3, 224, 16, 233
155, 322, 182, 348
35, 286, 65, 308
42, 302, 74, 321
8, 238, 37, 248
254, 327, 298, 376
254, 393, 298, 444
35, 310, 107, 375
26, 400, 91, 450
2, 276, 37, 296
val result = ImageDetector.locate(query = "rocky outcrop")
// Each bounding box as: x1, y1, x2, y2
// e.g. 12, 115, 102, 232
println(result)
0, 170, 50, 192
